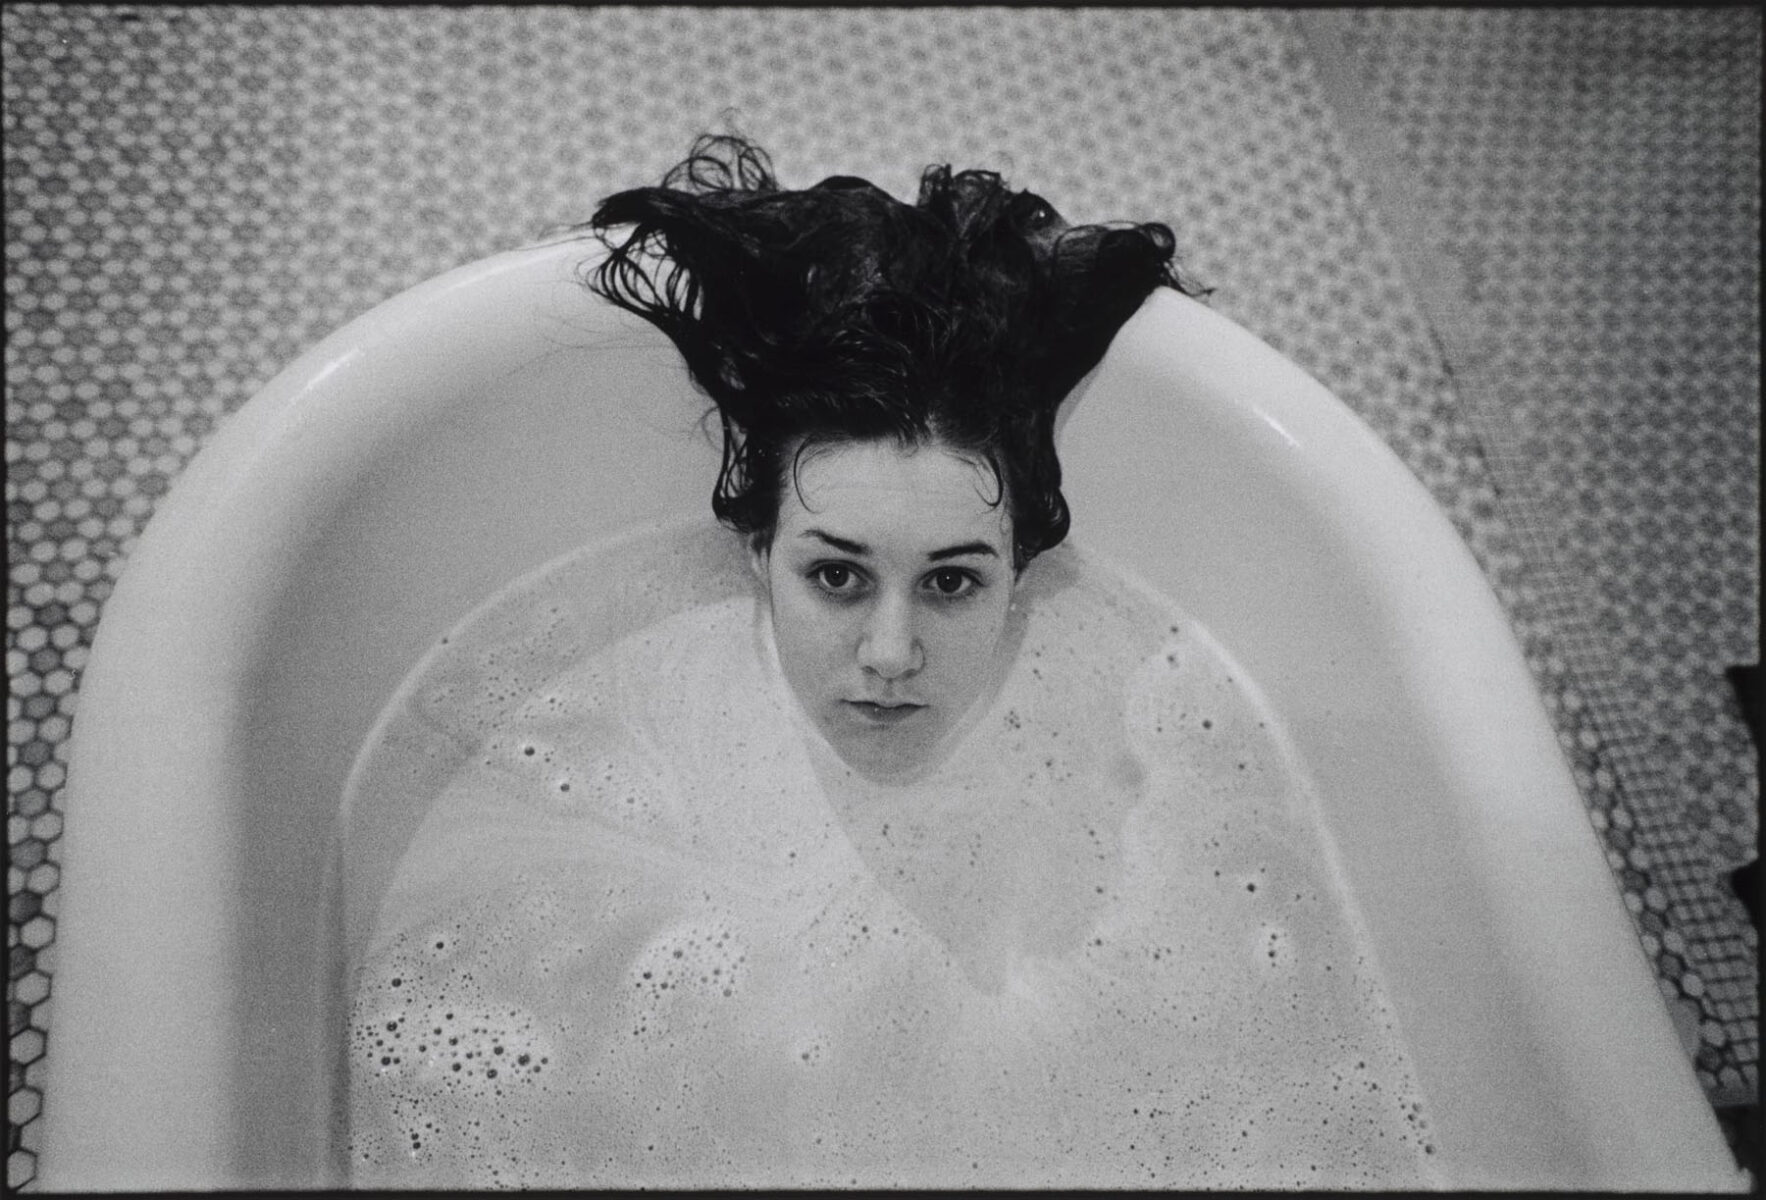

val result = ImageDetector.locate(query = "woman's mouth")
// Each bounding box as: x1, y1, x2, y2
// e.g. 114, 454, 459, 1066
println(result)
843, 700, 926, 726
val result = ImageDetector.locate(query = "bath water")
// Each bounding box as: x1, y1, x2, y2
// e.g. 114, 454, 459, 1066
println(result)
343, 517, 1440, 1188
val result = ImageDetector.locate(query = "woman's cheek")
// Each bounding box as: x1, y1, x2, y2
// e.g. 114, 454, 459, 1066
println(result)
774, 579, 848, 687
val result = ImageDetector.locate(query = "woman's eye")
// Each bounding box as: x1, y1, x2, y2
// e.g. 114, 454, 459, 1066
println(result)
811, 563, 860, 594
926, 568, 977, 598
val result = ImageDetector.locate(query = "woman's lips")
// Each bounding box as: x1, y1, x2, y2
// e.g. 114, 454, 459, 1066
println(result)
843, 700, 926, 726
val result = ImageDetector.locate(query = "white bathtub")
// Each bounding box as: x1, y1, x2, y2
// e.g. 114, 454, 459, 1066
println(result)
38, 238, 1745, 1190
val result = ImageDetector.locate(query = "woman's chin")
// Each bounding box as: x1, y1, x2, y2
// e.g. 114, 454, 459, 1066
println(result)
821, 711, 948, 782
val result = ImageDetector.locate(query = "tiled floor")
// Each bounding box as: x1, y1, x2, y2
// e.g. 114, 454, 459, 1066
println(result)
5, 6, 1758, 1188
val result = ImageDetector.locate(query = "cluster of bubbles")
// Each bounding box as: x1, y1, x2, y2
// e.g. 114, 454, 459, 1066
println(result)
344, 518, 1440, 1186
347, 901, 567, 1187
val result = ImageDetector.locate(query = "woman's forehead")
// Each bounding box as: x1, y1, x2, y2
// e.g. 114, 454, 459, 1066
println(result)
781, 440, 1010, 552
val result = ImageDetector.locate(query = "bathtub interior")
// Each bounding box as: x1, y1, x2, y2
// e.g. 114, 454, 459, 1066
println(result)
39, 241, 1744, 1190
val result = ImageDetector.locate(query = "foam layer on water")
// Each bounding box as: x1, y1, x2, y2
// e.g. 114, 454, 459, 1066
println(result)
344, 517, 1441, 1188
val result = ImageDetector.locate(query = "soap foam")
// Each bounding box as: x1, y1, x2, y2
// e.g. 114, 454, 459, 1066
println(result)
345, 516, 1441, 1188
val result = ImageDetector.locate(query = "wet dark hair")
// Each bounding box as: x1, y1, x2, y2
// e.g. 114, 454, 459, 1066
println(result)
581, 134, 1200, 569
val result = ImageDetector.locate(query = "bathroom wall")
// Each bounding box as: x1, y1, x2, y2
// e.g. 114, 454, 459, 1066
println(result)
4, 6, 1757, 1187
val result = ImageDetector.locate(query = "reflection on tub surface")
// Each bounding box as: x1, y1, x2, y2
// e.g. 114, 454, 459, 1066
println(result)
343, 517, 1439, 1188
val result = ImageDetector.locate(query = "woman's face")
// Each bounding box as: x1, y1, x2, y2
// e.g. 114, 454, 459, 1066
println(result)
752, 437, 1019, 779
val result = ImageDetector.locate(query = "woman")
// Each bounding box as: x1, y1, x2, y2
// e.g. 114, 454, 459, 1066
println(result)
349, 140, 1437, 1188
583, 133, 1197, 779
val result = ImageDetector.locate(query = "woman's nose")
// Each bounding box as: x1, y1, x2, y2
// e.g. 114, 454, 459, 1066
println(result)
857, 592, 923, 679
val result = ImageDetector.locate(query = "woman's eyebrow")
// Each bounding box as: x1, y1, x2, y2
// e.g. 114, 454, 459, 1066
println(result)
802, 529, 869, 556
927, 541, 999, 561
800, 530, 998, 561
